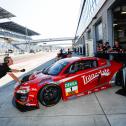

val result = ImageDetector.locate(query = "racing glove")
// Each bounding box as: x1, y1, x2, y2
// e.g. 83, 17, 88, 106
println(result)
20, 69, 26, 72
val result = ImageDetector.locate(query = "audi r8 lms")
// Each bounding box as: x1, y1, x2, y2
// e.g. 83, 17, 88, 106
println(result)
13, 57, 126, 109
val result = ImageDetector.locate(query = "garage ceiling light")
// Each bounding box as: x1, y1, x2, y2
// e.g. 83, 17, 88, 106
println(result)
113, 23, 118, 26
118, 29, 123, 31
121, 6, 126, 14
121, 11, 126, 14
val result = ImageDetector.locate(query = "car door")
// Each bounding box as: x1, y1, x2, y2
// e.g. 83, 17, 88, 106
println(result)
78, 60, 101, 92
96, 59, 111, 85
62, 60, 100, 97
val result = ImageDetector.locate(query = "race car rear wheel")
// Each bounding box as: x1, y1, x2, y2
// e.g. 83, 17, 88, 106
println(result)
121, 67, 126, 91
38, 84, 62, 107
116, 67, 126, 90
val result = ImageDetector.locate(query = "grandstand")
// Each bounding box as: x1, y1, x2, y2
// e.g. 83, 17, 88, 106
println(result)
0, 6, 72, 54
0, 7, 39, 55
0, 7, 15, 19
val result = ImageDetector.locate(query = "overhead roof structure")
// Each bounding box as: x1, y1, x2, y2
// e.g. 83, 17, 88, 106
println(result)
0, 21, 39, 36
0, 7, 15, 19
13, 37, 74, 45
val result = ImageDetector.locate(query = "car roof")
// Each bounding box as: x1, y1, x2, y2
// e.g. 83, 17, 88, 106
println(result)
59, 57, 97, 63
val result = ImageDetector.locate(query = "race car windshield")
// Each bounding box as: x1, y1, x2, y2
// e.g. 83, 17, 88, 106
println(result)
47, 60, 69, 75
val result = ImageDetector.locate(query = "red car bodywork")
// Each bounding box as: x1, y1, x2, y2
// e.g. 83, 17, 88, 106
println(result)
14, 57, 123, 108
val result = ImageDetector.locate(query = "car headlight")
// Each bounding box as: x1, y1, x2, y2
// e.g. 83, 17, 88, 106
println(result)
16, 86, 30, 94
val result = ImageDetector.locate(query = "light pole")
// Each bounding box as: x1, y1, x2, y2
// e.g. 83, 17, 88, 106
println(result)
25, 26, 30, 52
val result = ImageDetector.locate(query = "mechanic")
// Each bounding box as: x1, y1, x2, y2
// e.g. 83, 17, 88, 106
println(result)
57, 49, 64, 59
0, 56, 25, 83
67, 48, 72, 57
112, 40, 123, 52
103, 42, 111, 53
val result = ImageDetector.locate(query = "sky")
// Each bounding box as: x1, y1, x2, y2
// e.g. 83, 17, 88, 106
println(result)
0, 0, 82, 42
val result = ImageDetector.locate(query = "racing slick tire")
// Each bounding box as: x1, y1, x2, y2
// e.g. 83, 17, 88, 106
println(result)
116, 67, 126, 91
38, 84, 62, 107
121, 67, 126, 91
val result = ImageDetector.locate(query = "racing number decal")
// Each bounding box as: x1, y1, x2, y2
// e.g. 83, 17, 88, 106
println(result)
65, 81, 78, 96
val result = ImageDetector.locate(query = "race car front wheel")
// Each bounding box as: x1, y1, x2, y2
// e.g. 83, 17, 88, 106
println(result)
38, 84, 62, 107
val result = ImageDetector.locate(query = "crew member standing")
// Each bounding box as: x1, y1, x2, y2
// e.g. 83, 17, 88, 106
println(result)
112, 40, 123, 52
67, 48, 72, 57
0, 56, 25, 83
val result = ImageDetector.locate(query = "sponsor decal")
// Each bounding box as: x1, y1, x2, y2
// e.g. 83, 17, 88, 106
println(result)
58, 75, 79, 83
31, 88, 37, 91
101, 86, 106, 90
87, 91, 92, 94
94, 88, 99, 92
81, 69, 110, 85
29, 95, 35, 97
65, 80, 78, 96
77, 92, 84, 97
26, 103, 37, 106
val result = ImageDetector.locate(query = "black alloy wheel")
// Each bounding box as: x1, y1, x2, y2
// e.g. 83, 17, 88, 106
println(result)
116, 67, 126, 91
38, 84, 62, 107
115, 70, 123, 86
121, 67, 126, 91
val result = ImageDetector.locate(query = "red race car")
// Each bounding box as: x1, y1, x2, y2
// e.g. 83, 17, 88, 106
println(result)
13, 57, 126, 109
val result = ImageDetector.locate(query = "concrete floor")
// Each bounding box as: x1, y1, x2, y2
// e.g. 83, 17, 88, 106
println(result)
0, 53, 126, 126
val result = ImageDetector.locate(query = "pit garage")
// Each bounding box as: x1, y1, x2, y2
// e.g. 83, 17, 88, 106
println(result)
112, 0, 126, 50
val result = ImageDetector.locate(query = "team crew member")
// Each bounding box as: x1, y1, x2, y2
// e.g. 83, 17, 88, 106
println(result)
0, 56, 25, 83
67, 48, 72, 57
112, 40, 123, 52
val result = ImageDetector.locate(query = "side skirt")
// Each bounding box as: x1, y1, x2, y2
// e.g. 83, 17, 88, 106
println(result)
64, 83, 112, 100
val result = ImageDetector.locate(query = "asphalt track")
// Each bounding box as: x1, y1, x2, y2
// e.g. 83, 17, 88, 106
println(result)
0, 53, 126, 126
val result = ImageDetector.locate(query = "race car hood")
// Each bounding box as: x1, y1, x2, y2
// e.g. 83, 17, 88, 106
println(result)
21, 72, 53, 86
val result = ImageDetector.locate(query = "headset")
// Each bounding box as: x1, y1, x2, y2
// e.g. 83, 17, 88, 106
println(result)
4, 56, 11, 64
